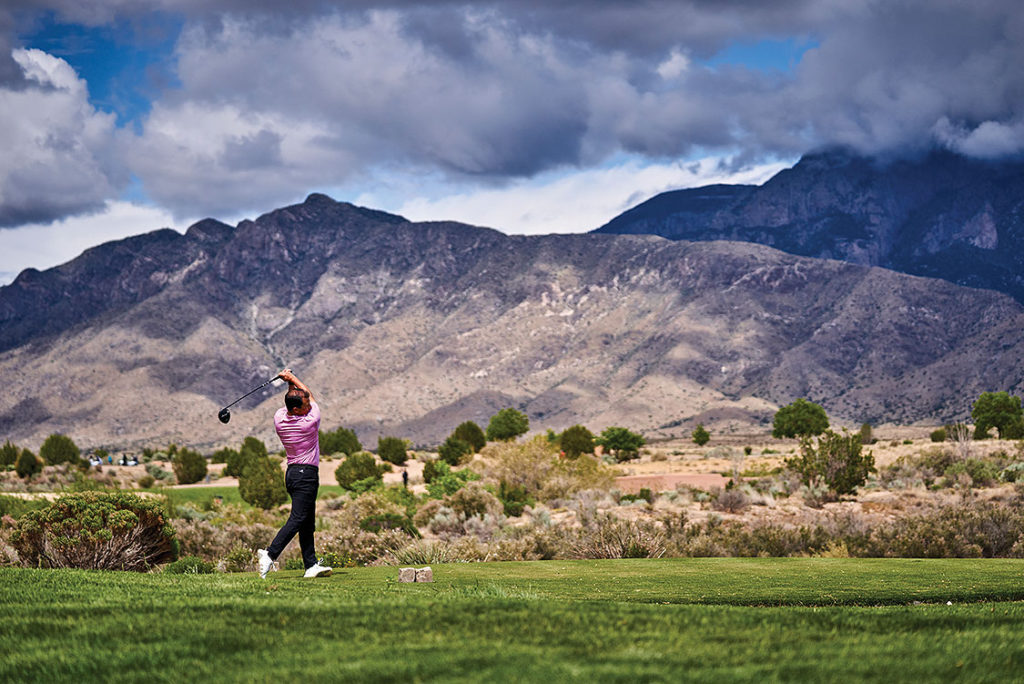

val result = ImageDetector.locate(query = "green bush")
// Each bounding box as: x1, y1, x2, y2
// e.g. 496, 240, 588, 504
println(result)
40, 433, 80, 465
785, 430, 875, 496
0, 494, 49, 520
15, 449, 42, 479
422, 458, 441, 483
377, 436, 409, 465
1000, 462, 1024, 483
335, 452, 386, 491
239, 457, 288, 509
972, 391, 1024, 440
319, 426, 362, 456
930, 428, 947, 443
945, 459, 1000, 488
772, 399, 829, 439
452, 421, 487, 452
485, 408, 529, 442
164, 555, 214, 574
558, 425, 595, 458
222, 545, 255, 573
0, 440, 19, 467
692, 424, 710, 446
498, 480, 534, 516
210, 447, 237, 464
12, 491, 177, 571
138, 475, 156, 489
438, 437, 473, 466
595, 427, 645, 462
172, 447, 207, 485
359, 513, 420, 537
859, 423, 875, 445
426, 467, 481, 499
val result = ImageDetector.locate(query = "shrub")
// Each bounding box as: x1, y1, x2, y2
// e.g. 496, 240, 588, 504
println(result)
335, 452, 386, 491
359, 513, 419, 537
319, 426, 362, 456
12, 491, 177, 571
0, 440, 19, 467
447, 481, 504, 520
945, 459, 1000, 488
438, 437, 473, 466
930, 428, 947, 443
40, 433, 81, 465
163, 555, 214, 574
422, 458, 441, 483
859, 423, 875, 445
559, 425, 595, 458
15, 449, 42, 479
785, 430, 875, 496
452, 421, 487, 452
711, 488, 750, 513
138, 475, 156, 489
621, 488, 655, 505
210, 447, 237, 464
172, 447, 208, 485
498, 480, 534, 517
222, 545, 255, 573
485, 408, 529, 442
595, 427, 645, 462
145, 463, 173, 482
377, 436, 409, 465
772, 398, 829, 439
569, 514, 666, 559
972, 391, 1024, 440
238, 457, 287, 509
692, 424, 710, 446
426, 467, 481, 499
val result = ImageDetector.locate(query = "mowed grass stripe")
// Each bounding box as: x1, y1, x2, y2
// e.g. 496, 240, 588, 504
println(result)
2, 559, 1024, 682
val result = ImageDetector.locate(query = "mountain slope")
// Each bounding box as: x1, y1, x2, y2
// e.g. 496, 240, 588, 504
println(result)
2, 193, 1024, 450
594, 149, 1024, 302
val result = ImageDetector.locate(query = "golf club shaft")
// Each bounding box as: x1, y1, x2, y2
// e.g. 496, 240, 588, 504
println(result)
222, 376, 277, 410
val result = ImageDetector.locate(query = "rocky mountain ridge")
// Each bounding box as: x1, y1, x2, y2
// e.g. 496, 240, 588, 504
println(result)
595, 148, 1024, 302
2, 192, 1023, 451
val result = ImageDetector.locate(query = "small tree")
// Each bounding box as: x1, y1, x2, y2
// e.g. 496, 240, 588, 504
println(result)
225, 437, 267, 477
559, 425, 595, 459
335, 452, 385, 491
40, 433, 80, 465
595, 427, 645, 462
929, 427, 947, 443
0, 440, 19, 467
772, 399, 829, 439
785, 430, 875, 496
238, 457, 287, 509
692, 424, 710, 446
438, 437, 473, 466
377, 436, 409, 465
859, 422, 875, 445
452, 421, 487, 452
486, 408, 530, 442
971, 391, 1024, 439
15, 448, 42, 479
172, 447, 207, 485
320, 426, 362, 456
210, 447, 237, 464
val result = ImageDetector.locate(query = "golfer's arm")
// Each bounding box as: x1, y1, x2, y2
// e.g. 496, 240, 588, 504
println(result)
280, 371, 315, 401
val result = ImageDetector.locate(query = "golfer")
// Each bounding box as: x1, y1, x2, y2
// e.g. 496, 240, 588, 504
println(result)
258, 369, 332, 578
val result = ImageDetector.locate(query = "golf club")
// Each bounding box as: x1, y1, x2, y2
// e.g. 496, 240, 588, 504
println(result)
218, 376, 279, 423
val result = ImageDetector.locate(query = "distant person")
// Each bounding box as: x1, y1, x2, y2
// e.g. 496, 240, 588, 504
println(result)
258, 369, 332, 579
107, 455, 113, 465
402, 468, 409, 489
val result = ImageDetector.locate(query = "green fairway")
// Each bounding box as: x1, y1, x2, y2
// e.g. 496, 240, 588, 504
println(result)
2, 558, 1023, 682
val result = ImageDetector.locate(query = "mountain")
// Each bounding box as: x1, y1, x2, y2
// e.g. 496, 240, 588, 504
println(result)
2, 193, 1024, 451
594, 148, 1024, 302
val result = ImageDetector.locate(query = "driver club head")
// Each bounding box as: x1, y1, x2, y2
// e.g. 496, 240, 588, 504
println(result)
218, 408, 231, 424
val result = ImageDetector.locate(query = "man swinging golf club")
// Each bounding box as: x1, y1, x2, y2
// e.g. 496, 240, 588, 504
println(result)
258, 369, 332, 579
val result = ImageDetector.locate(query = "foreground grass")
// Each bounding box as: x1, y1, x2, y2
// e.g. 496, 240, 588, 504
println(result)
2, 558, 1023, 682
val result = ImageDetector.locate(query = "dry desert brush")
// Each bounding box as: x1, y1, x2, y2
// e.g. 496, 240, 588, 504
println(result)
12, 491, 177, 571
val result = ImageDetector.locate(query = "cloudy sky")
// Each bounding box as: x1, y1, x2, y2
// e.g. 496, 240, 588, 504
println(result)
1, 1, 1022, 283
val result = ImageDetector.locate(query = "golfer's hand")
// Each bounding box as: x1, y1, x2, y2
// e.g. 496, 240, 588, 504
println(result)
277, 369, 295, 383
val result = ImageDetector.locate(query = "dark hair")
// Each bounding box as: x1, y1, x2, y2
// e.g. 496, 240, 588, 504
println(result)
285, 388, 309, 412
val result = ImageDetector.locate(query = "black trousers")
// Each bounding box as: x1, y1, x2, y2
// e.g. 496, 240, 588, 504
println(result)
266, 464, 319, 569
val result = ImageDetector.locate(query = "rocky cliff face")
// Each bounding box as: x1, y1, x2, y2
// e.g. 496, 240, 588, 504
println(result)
595, 149, 1024, 301
3, 193, 1024, 451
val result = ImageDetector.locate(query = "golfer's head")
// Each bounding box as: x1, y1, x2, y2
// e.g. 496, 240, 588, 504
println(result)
285, 388, 310, 414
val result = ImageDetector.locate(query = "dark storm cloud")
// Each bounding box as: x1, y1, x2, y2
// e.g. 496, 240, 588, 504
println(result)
3, 0, 1024, 223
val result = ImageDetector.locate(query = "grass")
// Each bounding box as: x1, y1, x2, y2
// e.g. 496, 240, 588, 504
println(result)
154, 485, 347, 510
2, 558, 1024, 681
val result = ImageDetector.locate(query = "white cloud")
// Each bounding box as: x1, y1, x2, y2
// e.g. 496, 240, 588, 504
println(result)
0, 48, 123, 226
0, 200, 195, 284
383, 156, 790, 235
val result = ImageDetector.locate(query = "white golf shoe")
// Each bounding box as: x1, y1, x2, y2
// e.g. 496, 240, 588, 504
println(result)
258, 549, 276, 579
304, 562, 332, 578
